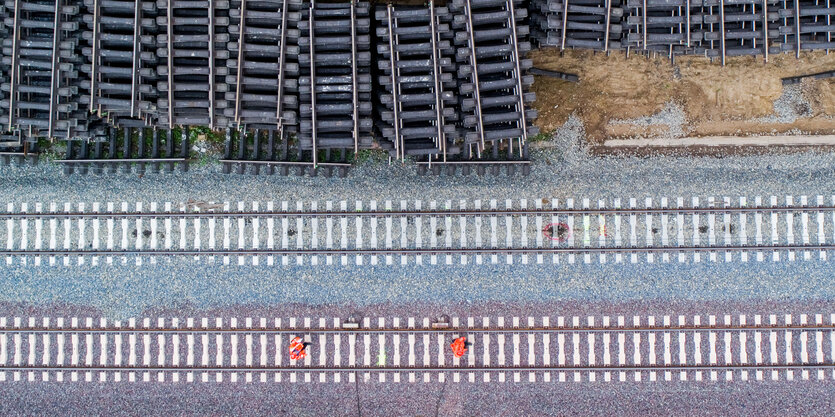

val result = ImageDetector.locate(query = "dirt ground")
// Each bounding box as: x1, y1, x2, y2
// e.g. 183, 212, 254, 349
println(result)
530, 48, 835, 143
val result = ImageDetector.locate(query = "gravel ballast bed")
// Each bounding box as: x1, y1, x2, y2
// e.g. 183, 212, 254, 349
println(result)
3, 259, 835, 318
2, 117, 835, 206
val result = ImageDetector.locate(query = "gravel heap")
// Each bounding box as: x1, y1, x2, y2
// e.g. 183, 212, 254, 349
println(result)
606, 102, 688, 139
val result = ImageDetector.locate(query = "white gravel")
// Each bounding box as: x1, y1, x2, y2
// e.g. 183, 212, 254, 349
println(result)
758, 83, 813, 124
607, 102, 688, 139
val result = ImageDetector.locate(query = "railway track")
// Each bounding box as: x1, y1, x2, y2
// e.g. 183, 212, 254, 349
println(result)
0, 313, 833, 383
2, 195, 835, 265
59, 126, 189, 174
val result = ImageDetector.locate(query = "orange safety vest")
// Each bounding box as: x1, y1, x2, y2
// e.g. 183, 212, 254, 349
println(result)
289, 336, 306, 360
450, 337, 467, 358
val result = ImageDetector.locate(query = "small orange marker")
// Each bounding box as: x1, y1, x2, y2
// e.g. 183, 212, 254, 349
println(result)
450, 337, 467, 358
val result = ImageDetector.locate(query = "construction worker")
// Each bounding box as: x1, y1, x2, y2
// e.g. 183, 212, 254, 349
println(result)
289, 336, 306, 361
450, 336, 467, 358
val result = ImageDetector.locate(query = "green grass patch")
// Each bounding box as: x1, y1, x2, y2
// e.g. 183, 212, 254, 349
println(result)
188, 126, 226, 145
354, 149, 388, 164
529, 131, 554, 142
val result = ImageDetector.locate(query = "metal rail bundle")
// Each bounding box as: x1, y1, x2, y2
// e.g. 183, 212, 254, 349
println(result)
374, 3, 459, 162
58, 126, 189, 174
778, 0, 835, 56
220, 127, 351, 176
224, 0, 300, 131
530, 0, 624, 51
296, 0, 373, 174
0, 0, 87, 140
0, 0, 540, 175
622, 0, 781, 63
534, 0, 834, 63
445, 0, 538, 175
80, 0, 158, 126
155, 0, 229, 129
700, 0, 777, 63
623, 0, 706, 56
0, 131, 37, 165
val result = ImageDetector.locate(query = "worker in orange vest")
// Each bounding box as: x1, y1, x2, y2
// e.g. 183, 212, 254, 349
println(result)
289, 336, 306, 361
450, 336, 467, 358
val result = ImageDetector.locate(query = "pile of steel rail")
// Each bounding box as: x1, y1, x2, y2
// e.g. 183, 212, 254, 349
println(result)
0, 0, 832, 174
531, 0, 835, 65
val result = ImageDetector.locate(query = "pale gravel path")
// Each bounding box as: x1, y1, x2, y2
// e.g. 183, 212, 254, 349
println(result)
0, 380, 832, 416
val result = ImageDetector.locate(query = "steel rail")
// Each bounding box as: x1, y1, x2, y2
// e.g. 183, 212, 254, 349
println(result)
794, 0, 801, 58
166, 0, 174, 128
276, 0, 289, 131
386, 4, 403, 161
350, 0, 360, 156
54, 158, 186, 164
234, 0, 247, 125
763, 0, 769, 62
686, 0, 691, 46
208, 0, 216, 129
828, 0, 831, 54
719, 0, 726, 65
428, 1, 446, 163
89, 0, 101, 113
506, 0, 528, 156
0, 152, 36, 157
604, 0, 612, 51
219, 159, 351, 167
464, 0, 486, 153
2, 324, 832, 334
47, 0, 62, 138
0, 363, 832, 373
131, 0, 142, 117
7, 0, 21, 130
2, 205, 834, 219
4, 243, 835, 257
308, 0, 317, 167
643, 0, 647, 49
561, 0, 569, 50
416, 159, 531, 165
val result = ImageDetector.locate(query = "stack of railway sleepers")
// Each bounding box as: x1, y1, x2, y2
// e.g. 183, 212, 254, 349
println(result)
225, 0, 300, 132
448, 0, 538, 175
155, 0, 229, 129
60, 126, 189, 174
296, 0, 374, 175
530, 0, 624, 51
0, 131, 37, 165
619, 0, 781, 61
220, 127, 353, 176
0, 0, 88, 142
373, 3, 459, 161
701, 0, 780, 63
622, 0, 706, 56
79, 0, 159, 126
777, 0, 835, 56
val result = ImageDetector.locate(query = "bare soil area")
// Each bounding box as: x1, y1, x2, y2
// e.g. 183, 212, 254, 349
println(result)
530, 48, 835, 143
